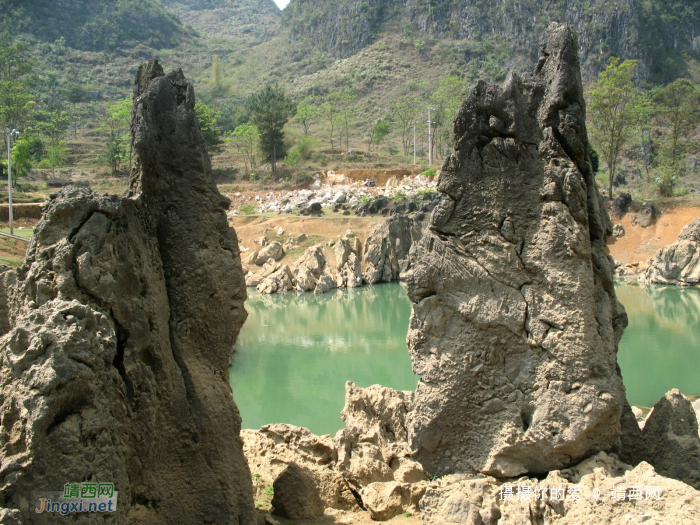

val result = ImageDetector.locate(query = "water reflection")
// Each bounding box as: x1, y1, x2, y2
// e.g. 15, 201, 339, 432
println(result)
616, 282, 700, 407
230, 284, 418, 435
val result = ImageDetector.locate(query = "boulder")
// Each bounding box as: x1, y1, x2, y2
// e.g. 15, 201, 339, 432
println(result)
271, 463, 325, 519
334, 239, 363, 288
363, 214, 425, 284
255, 235, 269, 246
612, 223, 625, 238
645, 219, 700, 286
314, 273, 337, 295
243, 250, 259, 265
420, 452, 700, 525
0, 60, 255, 524
335, 382, 423, 489
359, 481, 426, 521
633, 203, 658, 228
257, 265, 295, 294
632, 390, 700, 490
610, 192, 632, 219
255, 241, 285, 265
242, 424, 356, 512
405, 24, 628, 478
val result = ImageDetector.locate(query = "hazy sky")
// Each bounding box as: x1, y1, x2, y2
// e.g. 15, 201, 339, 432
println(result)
273, 0, 290, 9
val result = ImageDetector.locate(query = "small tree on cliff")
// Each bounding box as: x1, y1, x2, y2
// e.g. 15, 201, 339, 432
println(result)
586, 58, 639, 199
245, 83, 296, 172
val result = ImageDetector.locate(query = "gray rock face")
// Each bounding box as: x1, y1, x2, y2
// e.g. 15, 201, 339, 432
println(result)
271, 463, 325, 519
255, 241, 285, 265
363, 214, 425, 284
334, 239, 363, 288
645, 219, 700, 286
405, 24, 628, 478
0, 60, 254, 524
633, 390, 700, 490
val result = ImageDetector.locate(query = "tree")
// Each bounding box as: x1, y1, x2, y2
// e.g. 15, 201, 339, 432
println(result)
427, 75, 468, 160
10, 134, 32, 185
229, 123, 259, 175
390, 99, 418, 157
653, 79, 700, 170
334, 91, 356, 153
99, 97, 131, 175
0, 41, 35, 132
209, 56, 227, 97
320, 101, 337, 155
586, 58, 639, 199
33, 101, 70, 147
64, 83, 87, 138
245, 83, 296, 172
294, 101, 319, 136
366, 122, 391, 159
195, 101, 222, 153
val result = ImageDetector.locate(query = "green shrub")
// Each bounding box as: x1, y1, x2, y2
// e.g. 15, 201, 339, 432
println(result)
239, 204, 257, 215
285, 145, 302, 166
420, 168, 436, 178
674, 187, 690, 197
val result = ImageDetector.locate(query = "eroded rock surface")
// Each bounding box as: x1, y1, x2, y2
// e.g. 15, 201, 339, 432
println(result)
406, 23, 628, 478
0, 60, 254, 524
421, 452, 700, 525
644, 219, 700, 286
363, 214, 425, 284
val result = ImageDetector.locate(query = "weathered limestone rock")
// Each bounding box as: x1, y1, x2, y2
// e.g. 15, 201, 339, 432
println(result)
694, 399, 700, 438
334, 239, 363, 288
644, 219, 700, 286
420, 452, 700, 525
632, 390, 700, 489
0, 266, 15, 336
246, 259, 283, 287
612, 223, 625, 238
291, 245, 327, 292
256, 264, 295, 294
406, 24, 628, 478
610, 192, 632, 219
271, 463, 326, 519
0, 60, 255, 524
255, 241, 285, 265
363, 214, 425, 284
242, 424, 357, 512
314, 273, 337, 295
633, 203, 658, 228
335, 382, 428, 489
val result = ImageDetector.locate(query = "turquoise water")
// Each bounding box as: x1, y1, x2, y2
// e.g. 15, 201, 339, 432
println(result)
229, 284, 418, 435
229, 282, 700, 434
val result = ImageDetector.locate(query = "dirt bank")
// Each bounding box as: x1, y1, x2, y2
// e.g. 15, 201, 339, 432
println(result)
606, 199, 700, 265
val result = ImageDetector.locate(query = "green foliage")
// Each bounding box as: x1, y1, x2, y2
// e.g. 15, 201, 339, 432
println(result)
245, 83, 296, 172
655, 165, 677, 197
229, 123, 260, 174
0, 40, 36, 132
420, 169, 436, 178
10, 134, 32, 184
294, 101, 319, 136
33, 102, 70, 147
239, 204, 257, 215
674, 187, 690, 196
586, 58, 640, 199
285, 136, 319, 166
653, 78, 700, 169
209, 56, 227, 97
99, 97, 131, 175
589, 144, 600, 173
195, 101, 222, 153
39, 141, 67, 175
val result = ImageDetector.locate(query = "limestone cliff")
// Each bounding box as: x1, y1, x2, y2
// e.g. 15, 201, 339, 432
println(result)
0, 60, 255, 524
405, 23, 629, 478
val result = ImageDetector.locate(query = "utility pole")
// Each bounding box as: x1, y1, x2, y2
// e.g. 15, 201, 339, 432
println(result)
427, 108, 435, 166
5, 129, 19, 235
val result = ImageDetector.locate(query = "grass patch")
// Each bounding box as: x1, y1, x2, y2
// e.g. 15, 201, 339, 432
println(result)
1, 228, 33, 238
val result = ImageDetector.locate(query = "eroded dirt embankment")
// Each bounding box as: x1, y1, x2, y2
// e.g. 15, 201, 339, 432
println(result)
606, 199, 700, 266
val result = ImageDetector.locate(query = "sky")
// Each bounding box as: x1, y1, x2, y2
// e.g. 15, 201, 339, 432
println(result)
273, 0, 290, 9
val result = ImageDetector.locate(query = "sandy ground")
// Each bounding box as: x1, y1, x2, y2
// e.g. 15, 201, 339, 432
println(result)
605, 200, 700, 265
265, 510, 421, 525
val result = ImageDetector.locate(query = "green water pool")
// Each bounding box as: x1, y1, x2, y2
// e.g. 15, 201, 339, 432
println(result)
229, 282, 700, 435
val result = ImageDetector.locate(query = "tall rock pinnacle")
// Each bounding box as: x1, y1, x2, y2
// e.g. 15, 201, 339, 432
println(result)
406, 23, 629, 478
0, 60, 254, 524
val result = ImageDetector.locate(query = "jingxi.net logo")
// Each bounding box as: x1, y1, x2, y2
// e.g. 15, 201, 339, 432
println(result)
35, 482, 118, 515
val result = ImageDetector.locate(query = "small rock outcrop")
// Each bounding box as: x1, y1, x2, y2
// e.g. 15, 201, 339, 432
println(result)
420, 452, 700, 525
644, 219, 700, 286
631, 390, 700, 490
363, 214, 426, 284
334, 239, 363, 288
610, 192, 632, 219
405, 24, 628, 478
0, 60, 255, 524
255, 241, 285, 265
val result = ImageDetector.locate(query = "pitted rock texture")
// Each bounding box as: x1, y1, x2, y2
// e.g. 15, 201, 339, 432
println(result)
363, 214, 426, 284
420, 452, 700, 525
0, 60, 254, 524
406, 24, 628, 478
644, 219, 700, 286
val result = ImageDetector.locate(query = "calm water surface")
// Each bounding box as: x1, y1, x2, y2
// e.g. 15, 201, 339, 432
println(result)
230, 282, 700, 434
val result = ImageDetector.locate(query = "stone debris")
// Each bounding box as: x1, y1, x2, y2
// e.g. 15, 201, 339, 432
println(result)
405, 23, 628, 478
255, 241, 285, 265
0, 60, 254, 524
644, 218, 700, 286
612, 223, 626, 238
